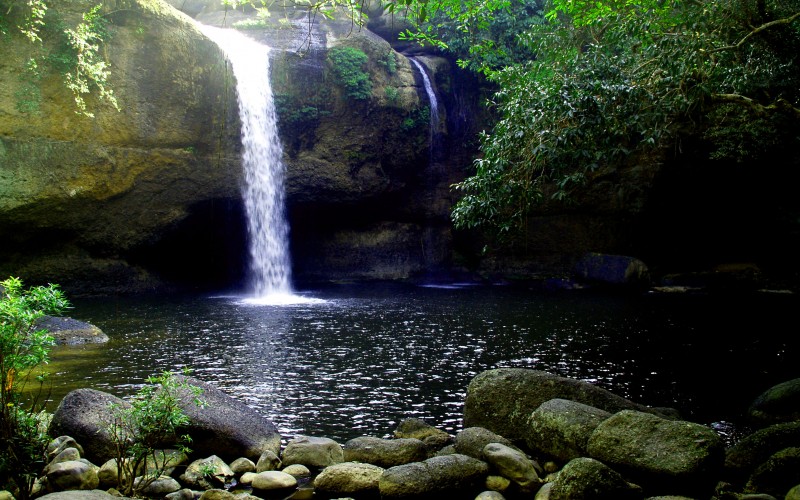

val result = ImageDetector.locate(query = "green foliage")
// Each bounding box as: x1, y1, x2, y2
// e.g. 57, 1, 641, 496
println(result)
14, 58, 42, 114
63, 4, 118, 117
4, 0, 119, 117
400, 105, 430, 131
0, 277, 69, 500
327, 46, 372, 100
384, 86, 399, 102
106, 369, 205, 497
449, 0, 800, 240
378, 50, 397, 74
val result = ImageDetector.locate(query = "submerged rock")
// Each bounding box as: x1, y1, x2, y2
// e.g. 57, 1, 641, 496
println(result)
36, 315, 108, 344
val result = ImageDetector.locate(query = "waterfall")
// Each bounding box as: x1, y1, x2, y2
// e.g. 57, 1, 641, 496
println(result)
410, 58, 441, 158
199, 25, 294, 302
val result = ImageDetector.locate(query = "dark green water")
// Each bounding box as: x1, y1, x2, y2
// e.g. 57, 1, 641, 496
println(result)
43, 283, 799, 444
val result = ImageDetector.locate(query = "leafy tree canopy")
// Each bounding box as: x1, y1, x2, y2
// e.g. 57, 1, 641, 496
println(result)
305, 0, 799, 242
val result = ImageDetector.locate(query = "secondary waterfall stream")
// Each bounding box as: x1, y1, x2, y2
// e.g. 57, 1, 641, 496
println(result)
199, 25, 299, 303
410, 58, 441, 159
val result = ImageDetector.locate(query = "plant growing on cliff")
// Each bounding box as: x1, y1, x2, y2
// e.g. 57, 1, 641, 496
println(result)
0, 277, 69, 500
328, 46, 372, 100
106, 369, 205, 498
1, 0, 119, 117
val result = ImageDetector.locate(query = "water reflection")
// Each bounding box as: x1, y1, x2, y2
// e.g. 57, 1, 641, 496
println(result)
42, 283, 799, 442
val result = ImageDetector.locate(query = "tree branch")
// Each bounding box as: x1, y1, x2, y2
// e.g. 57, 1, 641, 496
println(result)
713, 11, 800, 52
712, 93, 800, 118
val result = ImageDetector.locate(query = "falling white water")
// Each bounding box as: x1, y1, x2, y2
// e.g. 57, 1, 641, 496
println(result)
199, 24, 302, 304
410, 58, 440, 148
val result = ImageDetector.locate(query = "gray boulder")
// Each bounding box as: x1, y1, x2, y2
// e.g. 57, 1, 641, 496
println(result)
343, 436, 428, 467
281, 436, 344, 468
586, 410, 724, 497
378, 453, 489, 498
48, 389, 128, 465
464, 369, 678, 443
313, 461, 384, 497
549, 457, 643, 499
527, 398, 612, 462
173, 375, 282, 461
747, 378, 800, 427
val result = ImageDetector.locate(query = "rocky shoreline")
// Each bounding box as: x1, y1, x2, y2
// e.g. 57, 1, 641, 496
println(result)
3, 368, 799, 500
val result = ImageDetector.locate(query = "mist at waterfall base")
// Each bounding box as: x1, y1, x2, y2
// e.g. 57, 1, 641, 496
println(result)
198, 25, 320, 306
46, 284, 798, 444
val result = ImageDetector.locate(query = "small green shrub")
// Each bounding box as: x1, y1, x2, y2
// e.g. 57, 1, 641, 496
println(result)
0, 277, 70, 500
328, 46, 372, 101
400, 105, 430, 131
379, 50, 396, 75
106, 370, 205, 497
384, 86, 399, 102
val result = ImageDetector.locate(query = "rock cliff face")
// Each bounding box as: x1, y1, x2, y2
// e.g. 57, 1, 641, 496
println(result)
0, 0, 481, 294
7, 0, 791, 295
0, 0, 245, 293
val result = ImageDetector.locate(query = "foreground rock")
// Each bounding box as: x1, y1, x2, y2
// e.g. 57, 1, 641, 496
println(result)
747, 377, 800, 427
378, 454, 489, 498
48, 389, 128, 464
172, 375, 282, 461
30, 369, 800, 500
587, 410, 724, 497
464, 368, 679, 443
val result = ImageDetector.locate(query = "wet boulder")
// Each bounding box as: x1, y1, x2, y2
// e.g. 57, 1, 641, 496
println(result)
482, 442, 541, 494
549, 457, 643, 500
378, 453, 489, 498
743, 447, 800, 498
281, 436, 344, 468
35, 316, 108, 344
724, 422, 800, 483
453, 427, 520, 460
747, 378, 800, 428
527, 398, 612, 462
464, 369, 677, 444
48, 389, 128, 465
172, 375, 282, 461
179, 455, 234, 490
250, 471, 297, 493
586, 410, 724, 497
44, 460, 100, 493
343, 436, 428, 467
313, 462, 384, 497
394, 418, 453, 454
